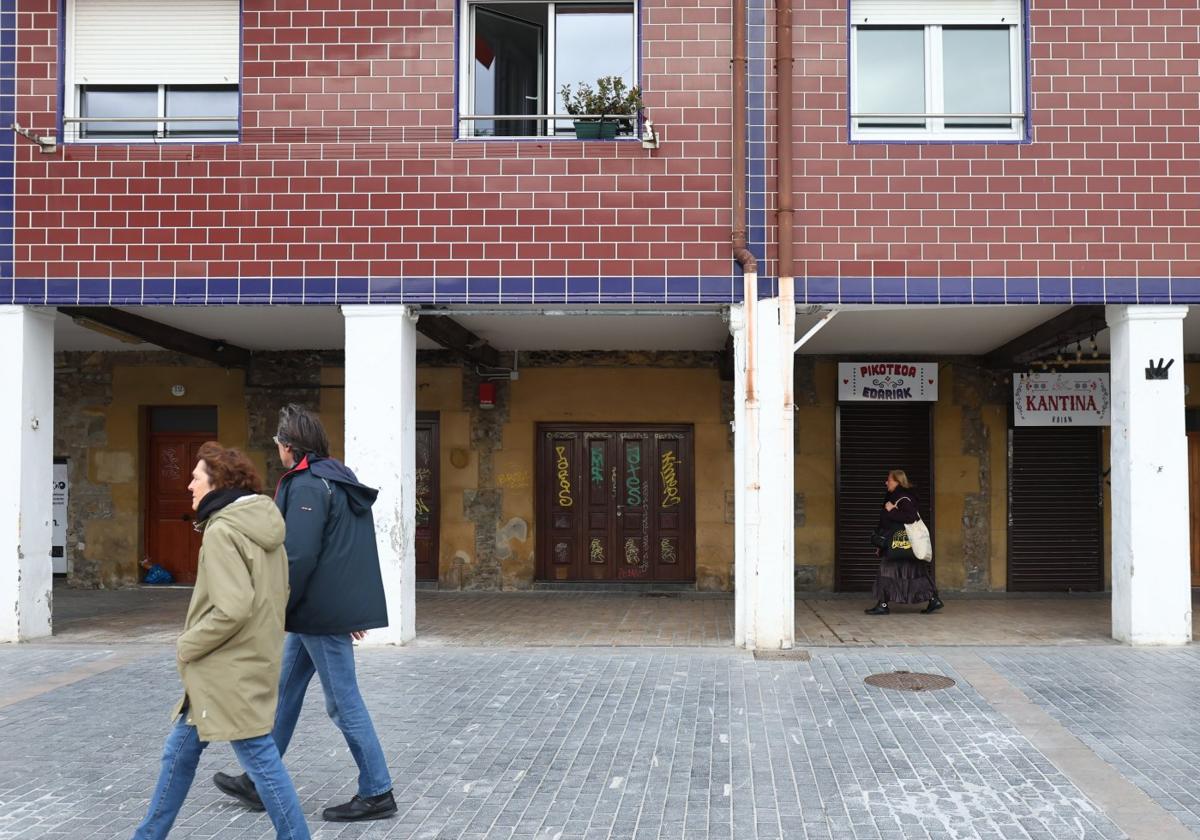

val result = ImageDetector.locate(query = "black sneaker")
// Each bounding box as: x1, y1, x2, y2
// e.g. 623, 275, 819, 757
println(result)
921, 596, 945, 614
213, 772, 264, 811
322, 790, 397, 822
864, 603, 890, 615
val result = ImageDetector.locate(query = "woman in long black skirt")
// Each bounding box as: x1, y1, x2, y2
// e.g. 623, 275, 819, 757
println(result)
865, 469, 944, 615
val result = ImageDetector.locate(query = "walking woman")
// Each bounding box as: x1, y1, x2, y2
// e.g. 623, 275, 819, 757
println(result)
865, 469, 944, 616
132, 442, 310, 840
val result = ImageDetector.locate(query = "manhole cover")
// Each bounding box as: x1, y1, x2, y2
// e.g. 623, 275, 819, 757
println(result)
864, 670, 955, 692
753, 649, 811, 662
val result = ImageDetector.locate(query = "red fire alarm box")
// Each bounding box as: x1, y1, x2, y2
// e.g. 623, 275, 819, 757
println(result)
478, 381, 496, 410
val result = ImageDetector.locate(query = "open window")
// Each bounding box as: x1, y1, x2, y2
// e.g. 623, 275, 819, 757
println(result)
63, 0, 240, 142
849, 0, 1026, 142
459, 0, 638, 138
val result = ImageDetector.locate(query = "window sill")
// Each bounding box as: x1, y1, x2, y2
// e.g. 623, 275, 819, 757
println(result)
61, 136, 240, 146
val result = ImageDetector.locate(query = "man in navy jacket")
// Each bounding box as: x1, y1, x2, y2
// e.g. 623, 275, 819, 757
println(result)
213, 404, 395, 822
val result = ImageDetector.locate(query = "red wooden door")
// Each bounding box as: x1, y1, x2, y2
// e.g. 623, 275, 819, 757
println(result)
415, 414, 440, 582
145, 434, 209, 584
537, 424, 694, 582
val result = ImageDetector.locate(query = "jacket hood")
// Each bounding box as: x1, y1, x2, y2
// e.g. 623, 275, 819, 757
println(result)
208, 494, 286, 550
308, 456, 380, 515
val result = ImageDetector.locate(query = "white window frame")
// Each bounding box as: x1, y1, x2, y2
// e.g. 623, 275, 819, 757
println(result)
457, 0, 639, 139
849, 3, 1025, 142
62, 0, 240, 144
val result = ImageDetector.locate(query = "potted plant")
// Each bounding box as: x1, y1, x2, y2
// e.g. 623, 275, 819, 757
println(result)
559, 75, 643, 140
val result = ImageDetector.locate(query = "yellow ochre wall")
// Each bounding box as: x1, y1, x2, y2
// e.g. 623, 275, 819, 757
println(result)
793, 362, 1010, 592
321, 366, 731, 590
86, 366, 249, 586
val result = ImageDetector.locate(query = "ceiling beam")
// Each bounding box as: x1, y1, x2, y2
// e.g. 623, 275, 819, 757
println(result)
983, 305, 1108, 368
416, 313, 502, 368
59, 307, 253, 368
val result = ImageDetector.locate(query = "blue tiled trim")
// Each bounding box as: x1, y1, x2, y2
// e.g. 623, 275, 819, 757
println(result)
10, 275, 1200, 306
744, 0, 768, 283
0, 0, 12, 291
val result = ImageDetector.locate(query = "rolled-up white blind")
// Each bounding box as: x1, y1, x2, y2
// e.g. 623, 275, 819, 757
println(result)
72, 0, 240, 85
850, 0, 1020, 26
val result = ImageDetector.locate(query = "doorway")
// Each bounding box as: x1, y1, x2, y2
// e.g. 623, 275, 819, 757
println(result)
835, 403, 935, 592
415, 412, 441, 582
1189, 432, 1200, 587
536, 423, 695, 583
143, 406, 218, 585
1008, 426, 1104, 592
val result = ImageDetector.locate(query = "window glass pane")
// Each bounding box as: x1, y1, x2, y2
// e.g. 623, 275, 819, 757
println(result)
554, 5, 635, 135
80, 86, 158, 137
166, 85, 239, 137
472, 6, 545, 137
943, 27, 1012, 128
856, 27, 924, 128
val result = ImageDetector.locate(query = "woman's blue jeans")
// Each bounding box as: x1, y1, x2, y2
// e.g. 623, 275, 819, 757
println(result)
272, 632, 392, 798
132, 717, 310, 840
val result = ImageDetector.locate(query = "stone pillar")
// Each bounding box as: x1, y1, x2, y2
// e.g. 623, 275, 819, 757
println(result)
0, 307, 56, 641
342, 305, 417, 645
1107, 305, 1192, 645
730, 298, 796, 650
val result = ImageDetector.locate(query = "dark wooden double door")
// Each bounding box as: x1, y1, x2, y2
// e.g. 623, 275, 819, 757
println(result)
537, 424, 695, 582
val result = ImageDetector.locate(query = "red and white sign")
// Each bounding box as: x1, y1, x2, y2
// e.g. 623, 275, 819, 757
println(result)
1013, 373, 1110, 426
838, 362, 938, 402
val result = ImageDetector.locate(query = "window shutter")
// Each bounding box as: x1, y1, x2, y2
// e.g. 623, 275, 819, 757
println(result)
850, 0, 1020, 26
72, 0, 240, 85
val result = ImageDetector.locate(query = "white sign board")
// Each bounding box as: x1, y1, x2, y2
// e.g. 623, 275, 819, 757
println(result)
1013, 372, 1110, 426
52, 459, 68, 574
838, 362, 938, 402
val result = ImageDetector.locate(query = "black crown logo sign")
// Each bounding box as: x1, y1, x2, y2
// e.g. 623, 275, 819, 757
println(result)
1145, 358, 1174, 380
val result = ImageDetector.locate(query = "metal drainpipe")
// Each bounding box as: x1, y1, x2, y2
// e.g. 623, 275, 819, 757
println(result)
777, 0, 795, 410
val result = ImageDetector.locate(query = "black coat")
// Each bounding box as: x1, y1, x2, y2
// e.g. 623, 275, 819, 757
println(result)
275, 455, 389, 635
877, 487, 920, 531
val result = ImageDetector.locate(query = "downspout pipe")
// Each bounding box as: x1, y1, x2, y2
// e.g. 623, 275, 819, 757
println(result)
777, 0, 795, 404
731, 0, 758, 400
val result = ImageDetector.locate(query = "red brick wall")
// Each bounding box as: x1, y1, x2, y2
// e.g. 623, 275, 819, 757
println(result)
789, 1, 1200, 282
14, 0, 733, 281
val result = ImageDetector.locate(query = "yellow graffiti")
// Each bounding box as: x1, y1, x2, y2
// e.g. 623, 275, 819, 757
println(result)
415, 497, 430, 516
555, 445, 573, 508
589, 538, 605, 564
660, 451, 682, 508
497, 470, 531, 489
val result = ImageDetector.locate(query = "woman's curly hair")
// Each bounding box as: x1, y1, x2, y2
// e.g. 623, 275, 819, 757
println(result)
196, 442, 263, 494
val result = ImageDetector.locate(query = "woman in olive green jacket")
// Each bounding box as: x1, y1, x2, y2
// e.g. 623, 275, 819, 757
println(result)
132, 443, 310, 840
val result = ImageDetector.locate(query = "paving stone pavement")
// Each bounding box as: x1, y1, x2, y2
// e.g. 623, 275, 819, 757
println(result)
986, 647, 1200, 836
0, 644, 1161, 840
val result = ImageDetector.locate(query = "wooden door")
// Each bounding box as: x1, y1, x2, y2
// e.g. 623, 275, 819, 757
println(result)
145, 434, 209, 584
415, 414, 440, 582
536, 424, 694, 583
1189, 433, 1200, 587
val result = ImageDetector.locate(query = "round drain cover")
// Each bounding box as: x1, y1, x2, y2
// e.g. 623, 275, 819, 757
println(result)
864, 670, 955, 692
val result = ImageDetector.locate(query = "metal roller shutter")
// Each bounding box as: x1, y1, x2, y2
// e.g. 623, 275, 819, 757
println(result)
1008, 427, 1103, 592
836, 403, 934, 592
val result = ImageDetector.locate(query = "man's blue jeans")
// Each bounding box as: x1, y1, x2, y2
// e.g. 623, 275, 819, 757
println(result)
133, 716, 309, 840
273, 632, 392, 797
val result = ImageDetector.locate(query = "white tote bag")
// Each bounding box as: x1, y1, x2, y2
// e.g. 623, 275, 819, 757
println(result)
905, 514, 932, 562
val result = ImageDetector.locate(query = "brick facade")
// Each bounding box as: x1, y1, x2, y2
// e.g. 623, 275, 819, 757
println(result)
13, 0, 735, 300
8, 0, 1200, 305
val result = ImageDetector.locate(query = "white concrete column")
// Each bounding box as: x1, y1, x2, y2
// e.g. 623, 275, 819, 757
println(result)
0, 306, 56, 641
1107, 304, 1192, 645
730, 298, 796, 650
342, 305, 417, 645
